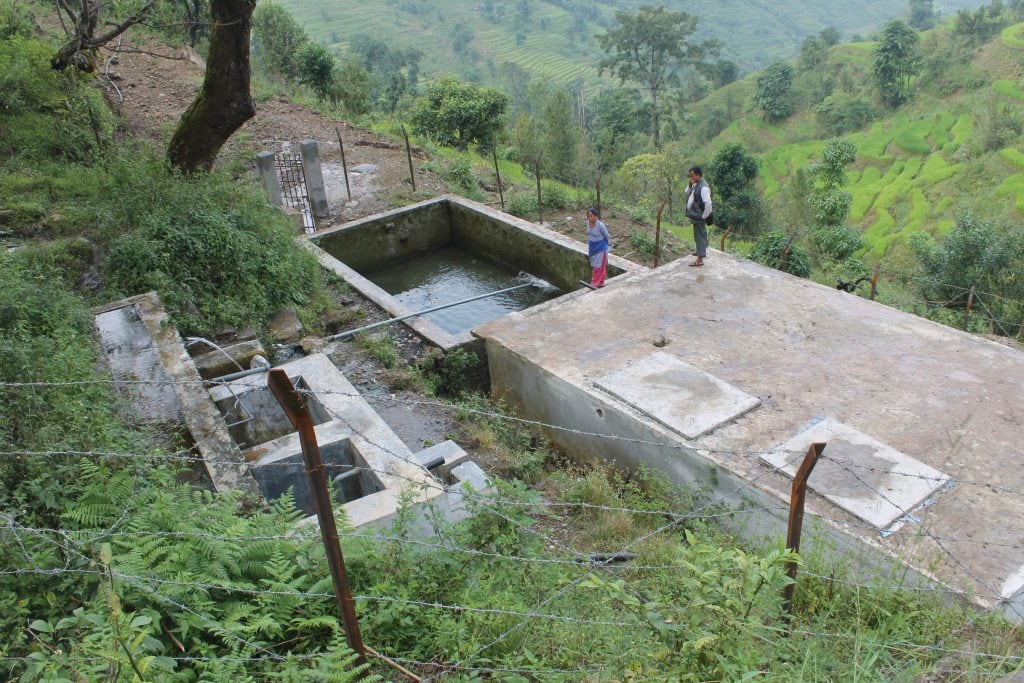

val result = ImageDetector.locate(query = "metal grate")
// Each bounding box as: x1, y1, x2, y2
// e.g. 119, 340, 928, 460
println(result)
275, 153, 314, 232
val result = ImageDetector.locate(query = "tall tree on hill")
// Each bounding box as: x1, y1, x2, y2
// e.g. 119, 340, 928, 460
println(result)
167, 0, 256, 174
251, 1, 309, 79
872, 19, 921, 108
753, 61, 794, 122
597, 6, 718, 149
908, 0, 936, 30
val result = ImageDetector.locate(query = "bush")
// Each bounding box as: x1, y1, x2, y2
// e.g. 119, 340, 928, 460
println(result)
506, 181, 573, 218
629, 230, 655, 260
815, 94, 876, 136
416, 347, 481, 395
750, 231, 812, 278
437, 157, 485, 201
0, 0, 34, 38
812, 224, 866, 261
103, 155, 319, 335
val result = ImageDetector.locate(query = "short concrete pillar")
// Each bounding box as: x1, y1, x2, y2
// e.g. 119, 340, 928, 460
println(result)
300, 140, 329, 218
256, 151, 282, 206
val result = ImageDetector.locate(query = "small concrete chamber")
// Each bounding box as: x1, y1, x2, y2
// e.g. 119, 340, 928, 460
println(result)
306, 195, 639, 349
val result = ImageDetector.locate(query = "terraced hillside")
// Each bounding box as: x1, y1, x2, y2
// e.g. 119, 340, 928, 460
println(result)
278, 0, 989, 88
701, 21, 1024, 258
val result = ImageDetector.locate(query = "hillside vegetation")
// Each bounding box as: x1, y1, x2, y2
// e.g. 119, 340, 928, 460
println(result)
4, 0, 1024, 679
692, 20, 1024, 260
277, 0, 989, 87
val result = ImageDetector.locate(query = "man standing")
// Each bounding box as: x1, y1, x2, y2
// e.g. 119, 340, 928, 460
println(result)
684, 166, 712, 267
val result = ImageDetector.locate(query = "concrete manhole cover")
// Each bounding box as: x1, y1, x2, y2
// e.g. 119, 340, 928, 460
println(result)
593, 351, 760, 439
761, 418, 950, 530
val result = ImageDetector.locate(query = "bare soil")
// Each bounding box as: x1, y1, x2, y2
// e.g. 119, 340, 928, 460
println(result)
101, 40, 446, 225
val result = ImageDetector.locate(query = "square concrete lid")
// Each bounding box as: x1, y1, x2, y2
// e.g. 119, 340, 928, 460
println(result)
761, 418, 951, 530
593, 351, 761, 439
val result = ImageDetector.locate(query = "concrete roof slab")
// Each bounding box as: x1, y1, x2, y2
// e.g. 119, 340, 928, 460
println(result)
761, 418, 951, 529
594, 351, 761, 439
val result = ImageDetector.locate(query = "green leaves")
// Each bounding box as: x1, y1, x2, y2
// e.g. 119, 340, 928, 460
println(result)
753, 61, 795, 122
872, 20, 922, 108
409, 76, 509, 150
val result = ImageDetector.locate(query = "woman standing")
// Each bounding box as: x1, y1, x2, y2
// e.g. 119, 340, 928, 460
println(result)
586, 207, 611, 288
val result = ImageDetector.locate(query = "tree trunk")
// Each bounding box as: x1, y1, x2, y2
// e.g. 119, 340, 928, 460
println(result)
650, 86, 660, 150
166, 0, 256, 174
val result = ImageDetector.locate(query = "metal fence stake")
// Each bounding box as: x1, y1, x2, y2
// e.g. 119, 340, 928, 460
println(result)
493, 146, 505, 211
401, 125, 416, 192
266, 369, 368, 672
782, 441, 827, 626
535, 152, 544, 223
654, 200, 667, 267
335, 126, 352, 202
964, 285, 976, 331
719, 225, 734, 251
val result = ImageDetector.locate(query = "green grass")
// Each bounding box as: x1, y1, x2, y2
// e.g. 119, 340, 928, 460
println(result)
999, 147, 1024, 171
996, 174, 1024, 213
893, 129, 932, 154
948, 113, 974, 148
855, 121, 896, 161
1001, 22, 1024, 49
994, 79, 1024, 101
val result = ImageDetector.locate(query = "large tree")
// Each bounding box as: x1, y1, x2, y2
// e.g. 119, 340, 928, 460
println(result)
166, 0, 257, 174
872, 19, 921, 108
597, 5, 717, 149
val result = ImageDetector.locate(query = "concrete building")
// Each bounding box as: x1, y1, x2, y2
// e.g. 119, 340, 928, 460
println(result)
475, 250, 1024, 620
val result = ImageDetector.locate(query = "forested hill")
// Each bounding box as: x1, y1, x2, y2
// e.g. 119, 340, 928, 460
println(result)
278, 0, 988, 86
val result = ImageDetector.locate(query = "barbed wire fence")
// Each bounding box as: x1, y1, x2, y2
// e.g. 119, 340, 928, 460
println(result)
3, 373, 1024, 679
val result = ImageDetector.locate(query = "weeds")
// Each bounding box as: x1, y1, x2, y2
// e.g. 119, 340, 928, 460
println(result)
354, 331, 399, 368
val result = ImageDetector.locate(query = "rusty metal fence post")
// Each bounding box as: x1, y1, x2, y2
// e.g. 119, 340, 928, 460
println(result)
654, 200, 667, 267
266, 369, 368, 671
335, 126, 352, 202
719, 225, 734, 252
492, 146, 505, 211
534, 152, 544, 223
964, 285, 976, 331
401, 125, 416, 192
782, 442, 827, 624
869, 264, 881, 301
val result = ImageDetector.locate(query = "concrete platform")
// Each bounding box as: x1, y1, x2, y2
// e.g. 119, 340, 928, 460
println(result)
475, 251, 1024, 619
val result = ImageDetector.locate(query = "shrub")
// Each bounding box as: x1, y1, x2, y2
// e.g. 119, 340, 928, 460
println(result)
628, 230, 655, 260
416, 347, 480, 395
812, 224, 867, 261
104, 156, 319, 335
506, 181, 573, 218
815, 94, 876, 136
750, 231, 812, 278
